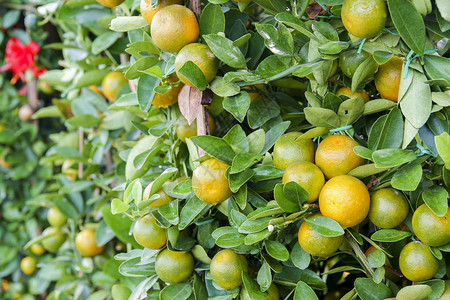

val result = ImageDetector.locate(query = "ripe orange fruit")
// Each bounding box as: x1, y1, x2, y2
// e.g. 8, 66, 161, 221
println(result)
341, 0, 387, 38
315, 135, 364, 179
374, 56, 403, 102
20, 256, 37, 275
155, 248, 194, 284
30, 244, 45, 256
141, 0, 183, 25
75, 229, 105, 257
298, 214, 343, 258
18, 104, 33, 121
282, 161, 325, 203
369, 188, 409, 229
41, 227, 66, 253
241, 283, 279, 300
319, 175, 370, 228
210, 249, 248, 290
96, 0, 125, 7
176, 115, 216, 143
102, 71, 128, 102
143, 185, 174, 209
192, 158, 232, 205
132, 214, 167, 249
152, 73, 184, 108
273, 132, 315, 170
151, 5, 199, 53
175, 43, 219, 86
339, 49, 371, 78
47, 206, 67, 227
336, 87, 370, 103
412, 204, 450, 247
399, 241, 439, 282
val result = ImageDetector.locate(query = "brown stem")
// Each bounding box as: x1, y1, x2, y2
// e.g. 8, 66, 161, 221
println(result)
78, 129, 84, 179
120, 54, 136, 92
196, 105, 210, 157
26, 78, 39, 129
105, 149, 113, 172
189, 0, 201, 17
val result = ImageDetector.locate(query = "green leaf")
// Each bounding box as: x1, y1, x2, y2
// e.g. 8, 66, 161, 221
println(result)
125, 56, 159, 80
92, 31, 121, 55
261, 121, 290, 154
178, 61, 208, 91
396, 285, 433, 300
210, 77, 240, 97
216, 232, 245, 248
354, 278, 392, 300
230, 153, 263, 174
101, 205, 141, 248
388, 0, 426, 56
348, 164, 389, 178
110, 16, 148, 32
199, 4, 225, 36
245, 229, 272, 245
265, 240, 289, 261
424, 55, 450, 83
274, 183, 299, 213
275, 12, 318, 41
66, 114, 99, 128
371, 229, 411, 242
292, 61, 324, 78
239, 217, 272, 234
144, 167, 178, 199
364, 99, 397, 115
223, 124, 249, 154
247, 99, 280, 129
229, 169, 255, 193
283, 181, 309, 207
178, 196, 209, 230
193, 273, 208, 300
255, 55, 292, 78
242, 273, 267, 300
137, 75, 160, 112
318, 41, 349, 55
111, 284, 132, 300
255, 23, 294, 56
257, 262, 272, 292
436, 132, 450, 170
367, 250, 385, 268
294, 281, 319, 300
74, 69, 111, 88
111, 198, 130, 214
373, 51, 394, 65
351, 56, 378, 93
368, 107, 404, 150
304, 107, 340, 128
247, 129, 266, 154
291, 243, 311, 270
305, 216, 344, 237
391, 163, 422, 191
190, 136, 236, 165
223, 91, 251, 123
338, 97, 365, 126
203, 34, 247, 69
422, 186, 449, 217
372, 148, 416, 168
160, 283, 192, 300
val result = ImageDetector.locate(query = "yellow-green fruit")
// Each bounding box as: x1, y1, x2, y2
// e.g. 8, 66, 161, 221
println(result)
175, 43, 219, 86
47, 206, 67, 227
30, 244, 45, 256
282, 161, 325, 203
101, 72, 128, 102
132, 214, 167, 249
155, 249, 194, 284
298, 214, 343, 258
241, 283, 279, 300
412, 204, 450, 247
96, 0, 125, 7
368, 188, 409, 229
75, 229, 105, 257
399, 241, 439, 282
439, 281, 450, 300
41, 227, 66, 253
341, 0, 387, 38
210, 249, 248, 290
272, 132, 315, 170
20, 256, 37, 275
140, 0, 183, 26
339, 49, 371, 78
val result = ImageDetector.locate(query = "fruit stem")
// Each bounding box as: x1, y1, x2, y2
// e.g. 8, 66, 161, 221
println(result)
346, 232, 375, 277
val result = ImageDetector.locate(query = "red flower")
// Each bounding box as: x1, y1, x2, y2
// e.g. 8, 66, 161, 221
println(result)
0, 37, 47, 94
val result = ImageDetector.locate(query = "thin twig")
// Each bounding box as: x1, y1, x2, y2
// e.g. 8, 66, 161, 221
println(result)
78, 129, 84, 179
120, 54, 136, 92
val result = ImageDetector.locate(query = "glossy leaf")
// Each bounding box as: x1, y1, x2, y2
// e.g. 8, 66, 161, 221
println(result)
305, 216, 344, 237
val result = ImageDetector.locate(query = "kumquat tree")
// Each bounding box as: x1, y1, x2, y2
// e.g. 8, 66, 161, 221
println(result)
0, 0, 449, 299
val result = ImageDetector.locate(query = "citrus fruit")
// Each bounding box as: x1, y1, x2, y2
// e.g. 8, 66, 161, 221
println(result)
41, 227, 66, 253
273, 132, 315, 170
191, 158, 232, 205
175, 43, 219, 85
141, 0, 183, 26
132, 214, 167, 249
143, 185, 174, 209
282, 161, 325, 203
176, 115, 216, 143
412, 204, 450, 247
369, 188, 409, 229
315, 135, 364, 179
30, 244, 45, 256
324, 289, 351, 300
97, 0, 125, 7
0, 156, 12, 169
151, 5, 199, 53
298, 214, 343, 258
20, 256, 37, 275
339, 49, 371, 78
336, 87, 370, 103
75, 229, 105, 257
101, 71, 128, 102
47, 206, 67, 227
210, 249, 248, 290
341, 0, 387, 38
241, 283, 279, 300
155, 248, 194, 284
152, 73, 184, 108
374, 56, 403, 102
399, 241, 439, 282
61, 160, 78, 180
439, 281, 450, 300
319, 175, 370, 228
244, 84, 264, 103
89, 85, 104, 97
18, 104, 33, 121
